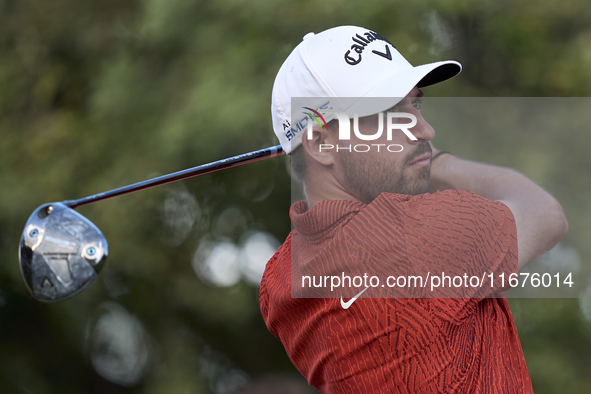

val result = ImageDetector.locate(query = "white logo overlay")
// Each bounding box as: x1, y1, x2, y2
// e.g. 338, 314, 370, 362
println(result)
294, 104, 418, 153
340, 286, 370, 309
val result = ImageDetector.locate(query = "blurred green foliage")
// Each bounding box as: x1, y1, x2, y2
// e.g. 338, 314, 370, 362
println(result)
1, 0, 591, 393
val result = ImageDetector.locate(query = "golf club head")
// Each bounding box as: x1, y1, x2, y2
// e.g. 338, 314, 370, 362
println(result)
19, 203, 108, 302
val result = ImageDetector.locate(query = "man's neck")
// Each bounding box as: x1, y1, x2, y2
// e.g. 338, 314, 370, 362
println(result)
303, 176, 363, 210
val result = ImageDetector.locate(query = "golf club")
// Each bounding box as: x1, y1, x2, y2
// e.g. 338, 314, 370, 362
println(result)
19, 145, 285, 302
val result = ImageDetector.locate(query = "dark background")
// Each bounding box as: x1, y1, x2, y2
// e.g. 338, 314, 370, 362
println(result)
1, 0, 590, 392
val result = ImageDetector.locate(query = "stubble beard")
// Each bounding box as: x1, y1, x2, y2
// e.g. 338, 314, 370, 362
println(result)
339, 142, 432, 203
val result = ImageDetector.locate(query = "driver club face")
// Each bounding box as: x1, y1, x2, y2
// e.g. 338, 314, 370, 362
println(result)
19, 203, 108, 302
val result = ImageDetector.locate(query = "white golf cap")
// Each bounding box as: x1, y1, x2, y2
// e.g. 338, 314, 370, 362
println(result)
271, 25, 462, 154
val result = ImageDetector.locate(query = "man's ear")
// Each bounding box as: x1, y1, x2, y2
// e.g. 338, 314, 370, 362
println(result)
300, 125, 338, 167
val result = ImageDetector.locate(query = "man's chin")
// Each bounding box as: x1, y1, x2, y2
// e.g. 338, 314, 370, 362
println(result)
344, 167, 431, 202
357, 181, 431, 202
400, 169, 431, 196
399, 181, 430, 196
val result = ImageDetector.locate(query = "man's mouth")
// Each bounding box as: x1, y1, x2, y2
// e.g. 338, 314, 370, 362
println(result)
408, 152, 431, 167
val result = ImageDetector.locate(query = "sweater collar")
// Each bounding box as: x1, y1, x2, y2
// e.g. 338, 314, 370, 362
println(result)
289, 199, 366, 236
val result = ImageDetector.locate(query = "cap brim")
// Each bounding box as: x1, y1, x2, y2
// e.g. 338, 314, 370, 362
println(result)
344, 60, 462, 117
416, 60, 462, 88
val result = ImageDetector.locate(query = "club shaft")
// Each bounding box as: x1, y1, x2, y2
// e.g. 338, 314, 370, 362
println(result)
63, 145, 285, 209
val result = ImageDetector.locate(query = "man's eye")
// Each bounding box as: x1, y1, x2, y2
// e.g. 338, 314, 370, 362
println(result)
412, 97, 423, 110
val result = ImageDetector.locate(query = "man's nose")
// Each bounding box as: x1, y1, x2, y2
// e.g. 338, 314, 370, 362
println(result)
411, 115, 435, 142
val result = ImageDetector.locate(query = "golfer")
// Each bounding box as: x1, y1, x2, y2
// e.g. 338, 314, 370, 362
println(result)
259, 25, 568, 393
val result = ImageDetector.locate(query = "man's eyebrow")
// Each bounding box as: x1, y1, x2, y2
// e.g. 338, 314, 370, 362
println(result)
417, 88, 424, 98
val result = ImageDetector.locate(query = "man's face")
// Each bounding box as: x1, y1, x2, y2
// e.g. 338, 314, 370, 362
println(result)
336, 87, 435, 203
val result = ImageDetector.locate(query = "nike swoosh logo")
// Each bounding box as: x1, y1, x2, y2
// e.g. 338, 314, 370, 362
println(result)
372, 45, 392, 61
340, 286, 370, 309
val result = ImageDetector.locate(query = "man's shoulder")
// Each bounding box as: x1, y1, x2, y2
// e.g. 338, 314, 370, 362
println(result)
379, 189, 490, 205
374, 189, 512, 220
259, 232, 292, 318
358, 189, 517, 254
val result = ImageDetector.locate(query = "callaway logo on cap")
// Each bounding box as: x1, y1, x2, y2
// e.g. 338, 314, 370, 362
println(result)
271, 25, 462, 154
